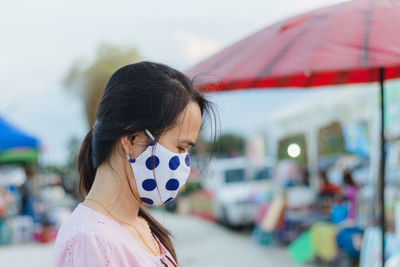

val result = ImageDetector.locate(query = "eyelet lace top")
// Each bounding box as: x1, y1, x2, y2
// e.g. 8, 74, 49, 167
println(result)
53, 203, 176, 267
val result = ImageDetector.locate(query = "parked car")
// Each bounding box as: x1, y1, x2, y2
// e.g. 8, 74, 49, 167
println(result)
202, 157, 272, 226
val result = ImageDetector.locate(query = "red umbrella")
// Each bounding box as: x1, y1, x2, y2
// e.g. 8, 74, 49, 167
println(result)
187, 0, 400, 91
187, 0, 400, 265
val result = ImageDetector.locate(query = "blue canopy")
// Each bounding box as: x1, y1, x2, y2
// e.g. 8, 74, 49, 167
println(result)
0, 116, 40, 151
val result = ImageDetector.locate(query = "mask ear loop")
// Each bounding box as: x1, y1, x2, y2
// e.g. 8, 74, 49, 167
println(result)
145, 129, 156, 147
144, 129, 164, 204
144, 129, 154, 140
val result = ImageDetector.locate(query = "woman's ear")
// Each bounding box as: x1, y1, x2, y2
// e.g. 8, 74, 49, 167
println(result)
120, 135, 135, 155
128, 135, 136, 145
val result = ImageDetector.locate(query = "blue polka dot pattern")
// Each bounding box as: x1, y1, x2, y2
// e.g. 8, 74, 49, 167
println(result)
142, 179, 157, 191
164, 197, 173, 204
129, 158, 136, 163
149, 140, 155, 146
166, 178, 180, 191
185, 154, 190, 167
169, 156, 180, 170
145, 156, 160, 170
141, 197, 154, 205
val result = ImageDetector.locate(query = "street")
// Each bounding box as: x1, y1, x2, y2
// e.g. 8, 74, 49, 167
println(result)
155, 211, 303, 267
0, 212, 305, 267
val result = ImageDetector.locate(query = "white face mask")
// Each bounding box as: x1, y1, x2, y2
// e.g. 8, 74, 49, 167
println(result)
128, 129, 191, 206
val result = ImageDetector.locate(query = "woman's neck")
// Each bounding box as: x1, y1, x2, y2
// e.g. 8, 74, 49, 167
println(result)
84, 160, 141, 224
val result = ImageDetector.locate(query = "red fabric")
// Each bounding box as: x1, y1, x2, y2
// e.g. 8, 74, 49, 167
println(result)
186, 0, 400, 91
320, 181, 340, 195
191, 210, 217, 222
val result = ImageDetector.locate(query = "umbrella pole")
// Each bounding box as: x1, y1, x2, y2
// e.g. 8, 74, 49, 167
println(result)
379, 67, 386, 267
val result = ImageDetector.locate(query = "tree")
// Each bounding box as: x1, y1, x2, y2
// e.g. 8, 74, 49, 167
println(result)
44, 136, 81, 195
211, 133, 245, 157
190, 134, 208, 156
63, 44, 141, 127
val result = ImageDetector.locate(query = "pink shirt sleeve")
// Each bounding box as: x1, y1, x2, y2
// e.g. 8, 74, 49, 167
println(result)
54, 231, 120, 267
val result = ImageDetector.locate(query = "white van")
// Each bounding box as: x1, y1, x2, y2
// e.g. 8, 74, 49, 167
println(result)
202, 157, 272, 226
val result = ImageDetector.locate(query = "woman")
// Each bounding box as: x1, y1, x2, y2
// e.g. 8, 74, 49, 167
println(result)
342, 169, 358, 221
318, 170, 340, 196
53, 62, 215, 266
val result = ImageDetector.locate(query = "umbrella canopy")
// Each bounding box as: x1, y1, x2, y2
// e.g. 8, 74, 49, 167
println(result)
0, 116, 40, 163
187, 0, 400, 91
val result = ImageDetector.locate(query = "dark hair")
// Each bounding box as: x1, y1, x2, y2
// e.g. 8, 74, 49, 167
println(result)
77, 61, 216, 262
343, 169, 356, 187
319, 169, 328, 182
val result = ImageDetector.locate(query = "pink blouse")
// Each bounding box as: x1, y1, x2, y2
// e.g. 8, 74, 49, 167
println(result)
53, 203, 177, 267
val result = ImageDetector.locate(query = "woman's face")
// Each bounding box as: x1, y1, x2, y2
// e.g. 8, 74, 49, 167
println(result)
123, 101, 202, 159
118, 101, 202, 204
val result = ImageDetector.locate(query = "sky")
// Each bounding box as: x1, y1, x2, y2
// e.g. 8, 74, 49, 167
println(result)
0, 0, 348, 164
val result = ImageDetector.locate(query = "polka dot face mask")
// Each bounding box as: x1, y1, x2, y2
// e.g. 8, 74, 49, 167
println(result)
128, 129, 191, 206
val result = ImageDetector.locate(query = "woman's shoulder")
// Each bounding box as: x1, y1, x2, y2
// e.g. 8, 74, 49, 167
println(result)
55, 203, 120, 247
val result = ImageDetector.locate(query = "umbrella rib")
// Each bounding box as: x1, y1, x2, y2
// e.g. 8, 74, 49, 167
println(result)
261, 22, 312, 77
249, 16, 323, 89
360, 0, 375, 67
305, 3, 355, 87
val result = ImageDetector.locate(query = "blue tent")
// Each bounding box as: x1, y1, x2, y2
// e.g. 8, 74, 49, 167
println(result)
0, 116, 40, 163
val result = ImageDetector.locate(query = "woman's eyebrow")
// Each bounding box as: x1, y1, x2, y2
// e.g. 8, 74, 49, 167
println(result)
180, 139, 196, 147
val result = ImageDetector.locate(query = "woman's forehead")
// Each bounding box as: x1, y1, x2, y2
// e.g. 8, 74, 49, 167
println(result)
169, 102, 202, 140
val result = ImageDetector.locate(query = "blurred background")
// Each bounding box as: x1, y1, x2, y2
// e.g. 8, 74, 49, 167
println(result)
1, 0, 400, 266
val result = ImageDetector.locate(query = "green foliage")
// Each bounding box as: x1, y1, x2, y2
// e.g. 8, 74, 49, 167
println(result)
63, 44, 141, 127
318, 122, 345, 156
44, 136, 80, 194
211, 133, 245, 157
181, 181, 202, 196
189, 134, 208, 156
